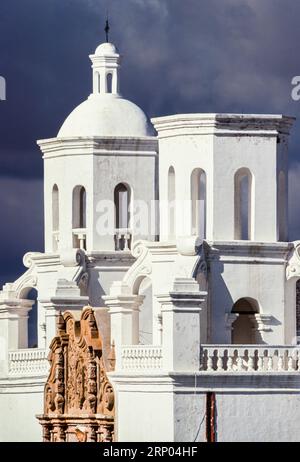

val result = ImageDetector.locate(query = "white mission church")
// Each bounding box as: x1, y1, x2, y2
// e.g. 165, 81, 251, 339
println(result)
0, 36, 300, 442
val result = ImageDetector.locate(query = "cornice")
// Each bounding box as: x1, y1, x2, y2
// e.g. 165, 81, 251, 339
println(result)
37, 136, 158, 158
151, 113, 295, 139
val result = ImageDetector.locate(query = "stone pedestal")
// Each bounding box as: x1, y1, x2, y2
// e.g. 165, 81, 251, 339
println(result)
157, 278, 207, 372
40, 279, 89, 348
104, 293, 144, 346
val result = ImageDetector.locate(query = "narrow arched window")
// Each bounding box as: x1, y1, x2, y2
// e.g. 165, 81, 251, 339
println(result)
52, 185, 59, 251
73, 186, 86, 229
191, 169, 206, 238
27, 288, 38, 349
296, 280, 300, 344
114, 183, 130, 229
107, 73, 113, 93
234, 168, 253, 240
72, 186, 87, 250
97, 72, 101, 93
168, 166, 176, 238
278, 171, 287, 241
52, 185, 59, 232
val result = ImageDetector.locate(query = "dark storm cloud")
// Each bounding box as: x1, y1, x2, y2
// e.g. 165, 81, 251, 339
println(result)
1, 0, 300, 282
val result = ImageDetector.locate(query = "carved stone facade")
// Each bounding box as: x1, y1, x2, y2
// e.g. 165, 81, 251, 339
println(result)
37, 307, 114, 442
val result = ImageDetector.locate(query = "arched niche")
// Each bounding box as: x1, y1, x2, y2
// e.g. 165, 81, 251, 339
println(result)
136, 276, 153, 345
168, 166, 176, 238
20, 287, 38, 349
231, 297, 261, 344
191, 168, 206, 238
234, 168, 254, 240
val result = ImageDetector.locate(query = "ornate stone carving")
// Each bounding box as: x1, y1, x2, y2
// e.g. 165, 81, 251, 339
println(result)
286, 241, 300, 280
37, 307, 114, 442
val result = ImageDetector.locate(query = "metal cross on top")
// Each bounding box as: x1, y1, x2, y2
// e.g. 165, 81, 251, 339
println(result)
105, 18, 110, 43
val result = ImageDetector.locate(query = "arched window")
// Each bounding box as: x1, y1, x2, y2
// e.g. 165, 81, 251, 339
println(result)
72, 186, 86, 250
52, 185, 59, 251
107, 73, 113, 93
27, 288, 38, 349
168, 166, 176, 238
138, 277, 153, 345
231, 297, 261, 344
234, 168, 253, 240
278, 171, 287, 241
191, 168, 206, 238
73, 186, 86, 229
296, 280, 300, 343
114, 183, 130, 229
52, 184, 59, 231
97, 72, 101, 93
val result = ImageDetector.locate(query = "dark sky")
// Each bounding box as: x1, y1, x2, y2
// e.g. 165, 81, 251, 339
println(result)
1, 0, 300, 287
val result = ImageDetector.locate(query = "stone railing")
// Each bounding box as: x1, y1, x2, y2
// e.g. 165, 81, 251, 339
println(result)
72, 228, 87, 250
201, 345, 300, 372
114, 228, 132, 251
8, 349, 49, 377
120, 345, 163, 371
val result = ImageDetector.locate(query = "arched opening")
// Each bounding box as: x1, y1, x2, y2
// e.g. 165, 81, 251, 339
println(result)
231, 298, 261, 344
278, 171, 287, 241
114, 183, 131, 250
168, 166, 176, 238
234, 168, 253, 240
296, 280, 300, 343
26, 288, 38, 349
107, 73, 113, 93
97, 72, 101, 93
72, 186, 87, 250
132, 276, 153, 345
137, 277, 153, 345
191, 168, 207, 238
52, 184, 59, 251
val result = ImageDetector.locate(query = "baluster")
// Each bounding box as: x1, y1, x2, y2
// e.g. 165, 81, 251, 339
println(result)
217, 353, 223, 371
207, 355, 213, 371
257, 354, 264, 371
227, 356, 233, 372
248, 354, 255, 371
288, 354, 294, 372
124, 233, 129, 251
267, 354, 273, 371
278, 355, 284, 372
237, 354, 243, 372
297, 350, 300, 371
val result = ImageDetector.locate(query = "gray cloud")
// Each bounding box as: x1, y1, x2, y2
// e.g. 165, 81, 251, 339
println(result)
1, 0, 300, 286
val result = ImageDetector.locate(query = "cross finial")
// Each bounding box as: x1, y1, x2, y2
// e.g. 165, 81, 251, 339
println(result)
105, 17, 110, 43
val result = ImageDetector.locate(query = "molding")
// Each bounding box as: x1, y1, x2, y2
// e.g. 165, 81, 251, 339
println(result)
151, 114, 295, 139
37, 136, 158, 159
108, 370, 300, 393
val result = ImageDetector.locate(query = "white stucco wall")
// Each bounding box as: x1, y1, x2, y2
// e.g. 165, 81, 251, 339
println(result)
0, 382, 44, 442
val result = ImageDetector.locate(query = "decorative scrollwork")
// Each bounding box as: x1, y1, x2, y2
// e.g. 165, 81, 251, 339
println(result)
37, 307, 114, 442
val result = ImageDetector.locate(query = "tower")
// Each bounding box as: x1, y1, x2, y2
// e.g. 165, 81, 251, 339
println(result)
38, 42, 158, 254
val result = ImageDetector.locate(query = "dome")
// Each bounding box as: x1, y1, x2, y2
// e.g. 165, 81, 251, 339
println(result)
95, 42, 118, 56
58, 94, 155, 138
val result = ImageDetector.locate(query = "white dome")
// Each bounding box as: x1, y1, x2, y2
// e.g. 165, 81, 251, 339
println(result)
58, 95, 154, 138
95, 42, 118, 56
